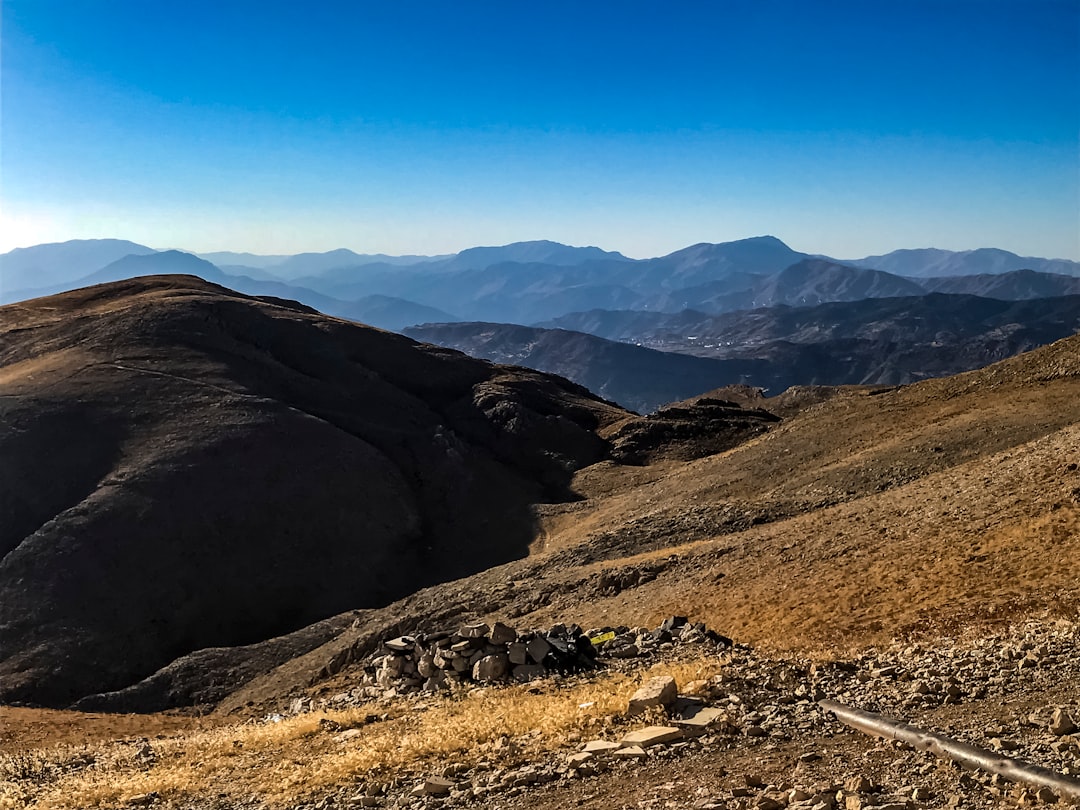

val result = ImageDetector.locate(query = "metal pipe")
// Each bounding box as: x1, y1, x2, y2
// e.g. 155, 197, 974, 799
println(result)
819, 699, 1080, 802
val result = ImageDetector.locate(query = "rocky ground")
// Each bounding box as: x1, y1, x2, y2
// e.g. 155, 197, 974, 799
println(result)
3, 612, 1079, 810
276, 617, 1080, 810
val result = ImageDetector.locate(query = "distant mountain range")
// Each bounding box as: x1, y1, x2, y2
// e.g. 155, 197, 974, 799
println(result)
0, 238, 158, 291
5, 237, 1078, 307
2, 236, 1077, 410
846, 247, 1080, 278
543, 293, 1080, 349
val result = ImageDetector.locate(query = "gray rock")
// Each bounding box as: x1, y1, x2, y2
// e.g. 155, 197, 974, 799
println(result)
472, 653, 509, 682
526, 636, 551, 664
490, 622, 518, 645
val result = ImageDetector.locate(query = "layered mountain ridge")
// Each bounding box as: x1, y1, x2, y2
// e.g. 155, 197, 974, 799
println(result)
4, 235, 1077, 414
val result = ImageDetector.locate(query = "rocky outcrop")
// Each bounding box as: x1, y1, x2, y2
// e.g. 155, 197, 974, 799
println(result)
607, 397, 781, 463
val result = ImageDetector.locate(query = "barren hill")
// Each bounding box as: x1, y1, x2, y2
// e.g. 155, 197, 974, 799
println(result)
0, 275, 632, 707
208, 333, 1080, 716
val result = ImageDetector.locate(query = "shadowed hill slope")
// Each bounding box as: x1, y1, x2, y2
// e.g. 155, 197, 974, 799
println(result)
403, 322, 774, 413
0, 275, 630, 707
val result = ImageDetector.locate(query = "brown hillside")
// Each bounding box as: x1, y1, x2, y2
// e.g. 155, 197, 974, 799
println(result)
0, 275, 631, 708
211, 333, 1080, 714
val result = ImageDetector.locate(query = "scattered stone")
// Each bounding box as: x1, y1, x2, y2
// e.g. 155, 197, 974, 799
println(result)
845, 776, 873, 793
628, 675, 679, 715
418, 777, 453, 796
1050, 708, 1078, 736
582, 740, 622, 755
1035, 786, 1058, 804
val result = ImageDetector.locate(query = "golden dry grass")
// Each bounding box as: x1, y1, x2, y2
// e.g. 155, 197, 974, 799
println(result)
0, 659, 721, 810
519, 423, 1080, 655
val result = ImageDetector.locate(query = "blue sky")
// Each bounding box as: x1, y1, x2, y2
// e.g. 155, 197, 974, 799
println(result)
2, 1, 1078, 258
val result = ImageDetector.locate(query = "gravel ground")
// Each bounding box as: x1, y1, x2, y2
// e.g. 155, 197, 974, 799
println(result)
276, 618, 1080, 810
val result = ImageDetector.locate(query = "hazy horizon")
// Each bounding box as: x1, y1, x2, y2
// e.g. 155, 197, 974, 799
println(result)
5, 234, 1080, 265
2, 1, 1078, 260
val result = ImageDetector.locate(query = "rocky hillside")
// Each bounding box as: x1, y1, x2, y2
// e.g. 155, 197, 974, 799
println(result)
0, 275, 636, 707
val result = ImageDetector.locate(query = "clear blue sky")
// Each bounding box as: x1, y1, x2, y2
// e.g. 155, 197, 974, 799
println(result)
2, 0, 1078, 259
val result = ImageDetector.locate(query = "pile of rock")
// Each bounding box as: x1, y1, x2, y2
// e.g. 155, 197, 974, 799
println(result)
591, 616, 731, 659
365, 621, 597, 693
361, 616, 731, 693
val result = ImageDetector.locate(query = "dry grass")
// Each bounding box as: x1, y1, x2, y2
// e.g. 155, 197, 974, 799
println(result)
0, 659, 721, 810
519, 422, 1080, 656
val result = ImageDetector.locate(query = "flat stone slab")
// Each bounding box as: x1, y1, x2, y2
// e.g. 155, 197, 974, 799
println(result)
620, 726, 684, 747
419, 777, 454, 796
612, 744, 648, 759
582, 739, 622, 755
460, 622, 489, 639
673, 705, 728, 731
384, 636, 415, 653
